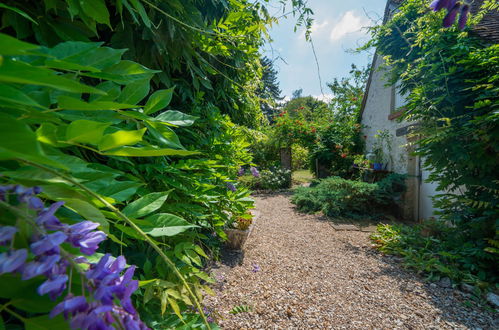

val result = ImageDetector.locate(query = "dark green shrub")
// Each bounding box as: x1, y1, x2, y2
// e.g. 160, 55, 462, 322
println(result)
238, 168, 291, 191
291, 174, 406, 218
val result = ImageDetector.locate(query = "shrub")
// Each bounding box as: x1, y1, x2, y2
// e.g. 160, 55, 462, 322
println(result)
238, 168, 291, 191
371, 222, 499, 289
291, 174, 406, 218
292, 144, 309, 170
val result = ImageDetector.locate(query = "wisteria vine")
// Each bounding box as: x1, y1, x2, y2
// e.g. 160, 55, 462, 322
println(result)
0, 185, 148, 330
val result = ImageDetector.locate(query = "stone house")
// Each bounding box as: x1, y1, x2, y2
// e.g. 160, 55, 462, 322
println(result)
359, 0, 498, 221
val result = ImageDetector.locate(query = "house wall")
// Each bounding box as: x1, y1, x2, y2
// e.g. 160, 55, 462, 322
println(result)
361, 54, 441, 221
361, 55, 409, 174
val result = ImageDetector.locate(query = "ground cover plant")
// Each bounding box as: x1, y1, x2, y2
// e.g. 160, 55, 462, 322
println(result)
371, 222, 499, 291
291, 174, 406, 219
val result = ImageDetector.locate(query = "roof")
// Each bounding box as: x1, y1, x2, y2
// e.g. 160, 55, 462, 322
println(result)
359, 0, 498, 119
470, 0, 499, 43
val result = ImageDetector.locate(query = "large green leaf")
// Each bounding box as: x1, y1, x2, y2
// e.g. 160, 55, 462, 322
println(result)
102, 146, 199, 157
98, 127, 147, 151
122, 191, 171, 218
141, 213, 198, 237
0, 59, 104, 94
117, 79, 150, 104
155, 110, 198, 126
62, 198, 109, 232
84, 60, 160, 84
58, 95, 137, 110
0, 4, 37, 24
24, 315, 69, 330
0, 33, 38, 55
144, 88, 174, 115
65, 119, 111, 145
146, 123, 184, 149
85, 181, 142, 202
0, 114, 65, 168
42, 41, 125, 69
0, 84, 44, 108
79, 0, 111, 27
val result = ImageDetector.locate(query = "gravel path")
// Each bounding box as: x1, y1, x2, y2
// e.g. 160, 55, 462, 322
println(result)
206, 193, 497, 329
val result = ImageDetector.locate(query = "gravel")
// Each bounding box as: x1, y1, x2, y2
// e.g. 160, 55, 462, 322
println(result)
205, 193, 498, 329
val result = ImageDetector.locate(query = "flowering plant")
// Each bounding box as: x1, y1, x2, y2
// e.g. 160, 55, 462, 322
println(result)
0, 185, 147, 329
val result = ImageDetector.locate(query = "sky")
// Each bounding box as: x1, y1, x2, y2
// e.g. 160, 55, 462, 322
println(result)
262, 0, 387, 101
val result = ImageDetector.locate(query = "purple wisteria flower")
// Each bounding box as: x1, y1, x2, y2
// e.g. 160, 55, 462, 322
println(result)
227, 182, 237, 192
250, 166, 260, 178
237, 167, 245, 176
0, 249, 27, 274
430, 0, 471, 30
0, 185, 149, 330
252, 263, 261, 273
0, 226, 17, 245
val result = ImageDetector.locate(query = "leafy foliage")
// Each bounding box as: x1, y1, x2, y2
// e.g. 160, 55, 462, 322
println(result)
371, 222, 499, 289
239, 168, 292, 191
366, 0, 499, 285
291, 174, 406, 219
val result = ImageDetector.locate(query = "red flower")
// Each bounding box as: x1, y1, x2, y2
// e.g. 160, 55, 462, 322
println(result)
335, 145, 342, 149
311, 128, 316, 133
341, 153, 347, 158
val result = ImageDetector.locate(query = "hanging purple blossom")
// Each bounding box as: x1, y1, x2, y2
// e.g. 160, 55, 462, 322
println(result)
0, 185, 149, 329
250, 166, 260, 178
458, 4, 470, 30
0, 249, 28, 274
226, 182, 237, 192
443, 2, 461, 28
0, 226, 17, 245
431, 0, 471, 30
237, 167, 245, 176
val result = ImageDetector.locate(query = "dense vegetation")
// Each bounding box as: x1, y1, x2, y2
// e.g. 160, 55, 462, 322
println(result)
0, 0, 313, 328
367, 0, 498, 289
292, 174, 406, 219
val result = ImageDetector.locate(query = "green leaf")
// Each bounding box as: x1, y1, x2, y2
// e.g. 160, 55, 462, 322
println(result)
24, 315, 69, 330
83, 60, 160, 84
128, 0, 151, 28
85, 181, 142, 202
0, 84, 44, 108
0, 114, 65, 168
0, 59, 104, 94
146, 122, 184, 149
0, 33, 39, 55
98, 127, 147, 151
122, 191, 170, 218
79, 0, 111, 26
167, 297, 183, 319
58, 95, 137, 110
65, 119, 111, 145
117, 79, 150, 104
0, 4, 38, 25
36, 122, 67, 147
141, 213, 198, 237
62, 198, 109, 232
144, 88, 174, 115
155, 110, 198, 126
102, 146, 200, 157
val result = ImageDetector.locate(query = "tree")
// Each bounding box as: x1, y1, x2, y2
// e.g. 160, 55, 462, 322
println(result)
292, 88, 303, 99
256, 57, 283, 121
327, 64, 370, 122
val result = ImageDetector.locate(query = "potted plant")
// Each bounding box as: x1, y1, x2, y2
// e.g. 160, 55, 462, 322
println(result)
225, 212, 253, 250
372, 145, 385, 171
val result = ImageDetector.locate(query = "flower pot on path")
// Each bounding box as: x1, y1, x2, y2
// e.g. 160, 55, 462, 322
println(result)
225, 210, 260, 250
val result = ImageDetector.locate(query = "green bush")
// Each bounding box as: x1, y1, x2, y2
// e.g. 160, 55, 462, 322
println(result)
371, 222, 499, 289
291, 174, 406, 218
238, 168, 291, 191
292, 144, 309, 170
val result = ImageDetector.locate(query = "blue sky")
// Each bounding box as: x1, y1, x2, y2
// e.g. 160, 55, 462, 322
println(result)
262, 0, 387, 101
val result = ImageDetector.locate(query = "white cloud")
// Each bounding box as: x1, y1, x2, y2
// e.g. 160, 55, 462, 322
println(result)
330, 11, 370, 41
297, 20, 329, 40
313, 94, 333, 103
